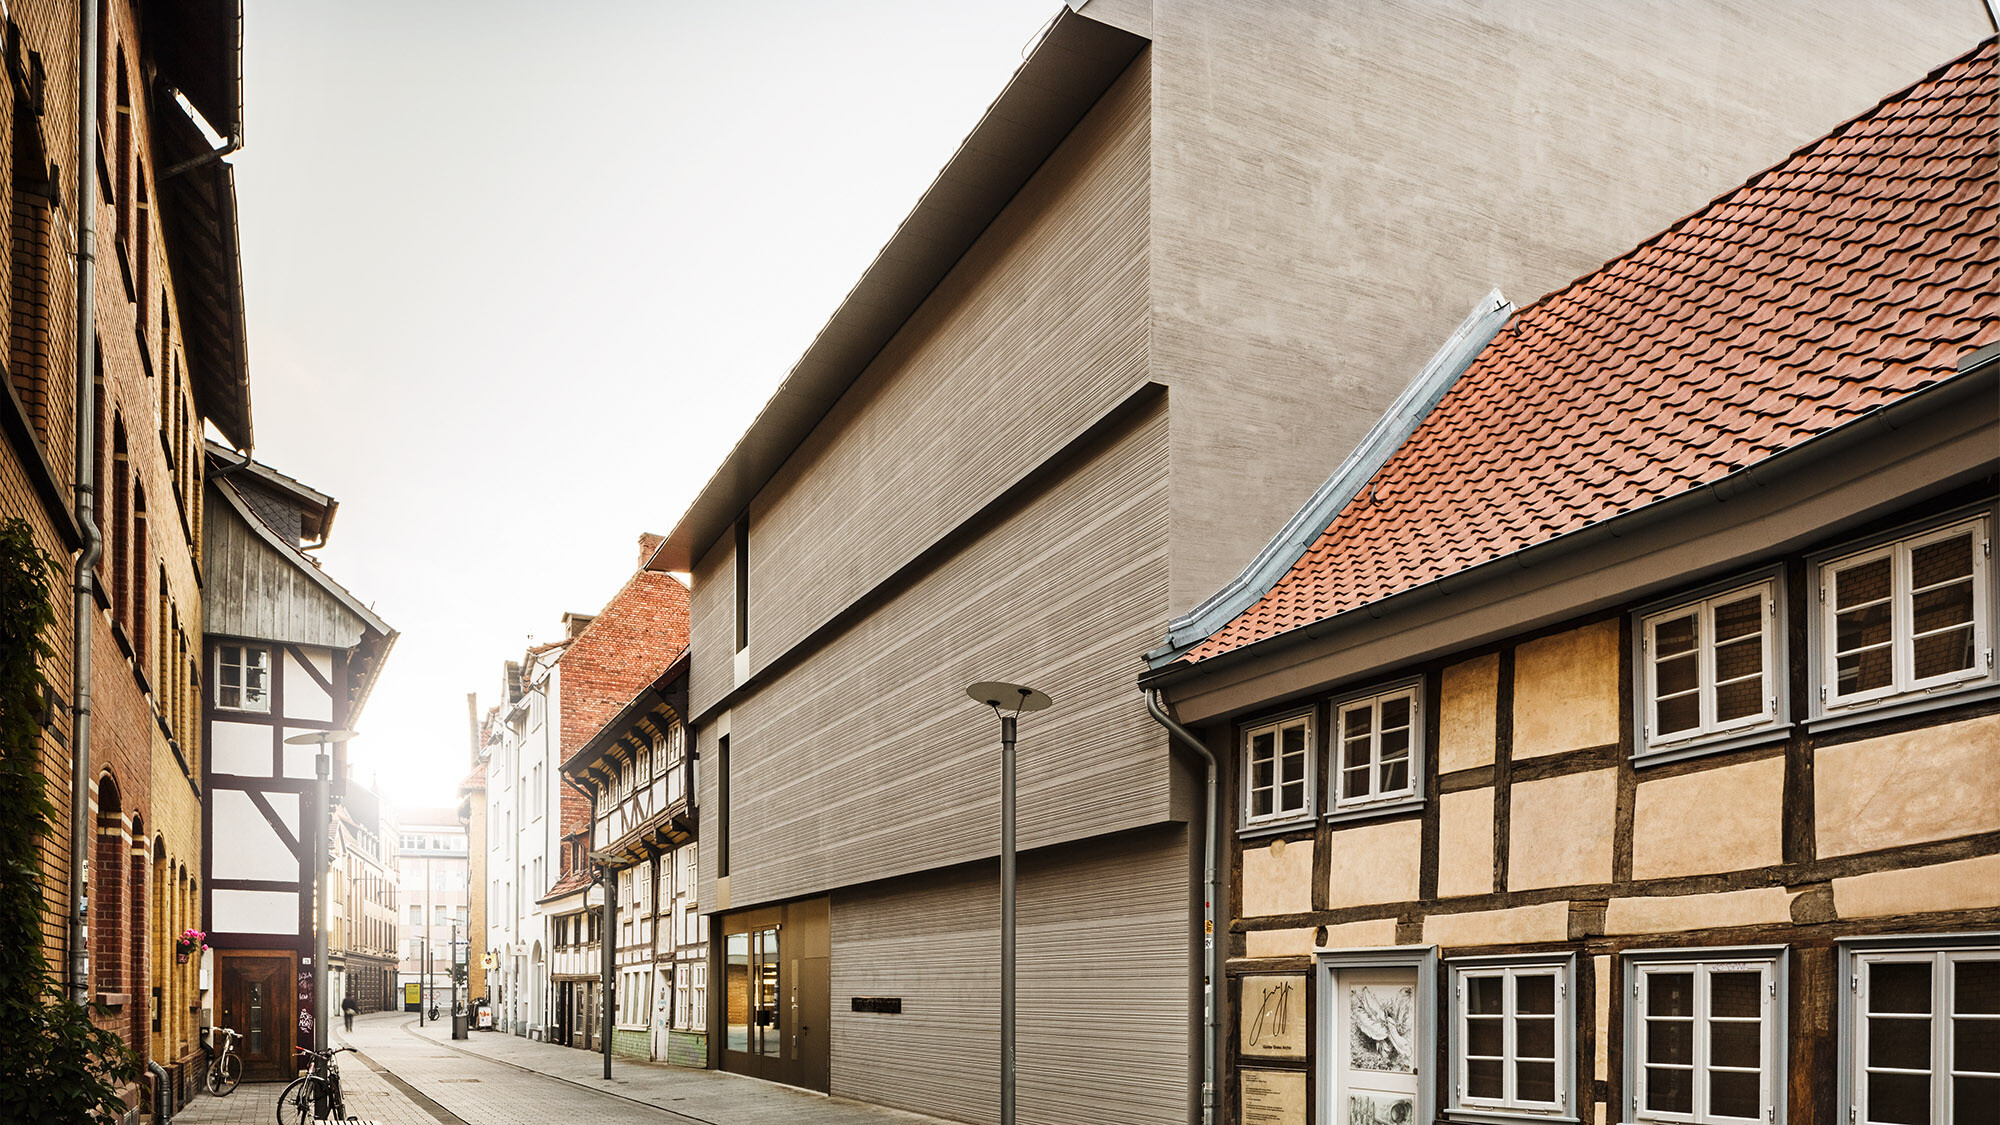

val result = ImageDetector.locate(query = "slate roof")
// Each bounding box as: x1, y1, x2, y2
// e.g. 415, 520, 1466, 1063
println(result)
1183, 39, 1998, 665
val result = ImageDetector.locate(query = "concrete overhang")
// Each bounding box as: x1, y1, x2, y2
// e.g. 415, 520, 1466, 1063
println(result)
646, 7, 1147, 575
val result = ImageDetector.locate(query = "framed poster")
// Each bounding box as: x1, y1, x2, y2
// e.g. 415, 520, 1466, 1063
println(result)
1239, 974, 1307, 1059
1241, 1067, 1308, 1125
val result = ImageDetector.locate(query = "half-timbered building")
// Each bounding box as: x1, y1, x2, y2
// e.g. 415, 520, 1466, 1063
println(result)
201, 451, 395, 1079
1143, 41, 1998, 1125
564, 651, 704, 1065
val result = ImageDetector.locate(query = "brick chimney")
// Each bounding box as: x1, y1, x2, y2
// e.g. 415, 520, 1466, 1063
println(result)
637, 532, 665, 569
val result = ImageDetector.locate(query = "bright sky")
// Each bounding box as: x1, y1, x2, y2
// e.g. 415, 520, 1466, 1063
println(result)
232, 0, 1064, 813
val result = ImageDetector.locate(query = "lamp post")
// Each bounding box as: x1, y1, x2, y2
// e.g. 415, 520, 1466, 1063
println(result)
586, 867, 615, 1080
965, 681, 1051, 1125
284, 728, 359, 1053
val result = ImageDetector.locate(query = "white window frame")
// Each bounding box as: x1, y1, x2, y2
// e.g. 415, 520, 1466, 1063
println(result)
214, 643, 271, 713
1814, 511, 1993, 719
1331, 678, 1425, 818
1634, 573, 1786, 763
1623, 947, 1786, 1125
1241, 709, 1315, 829
1447, 954, 1576, 1121
1841, 936, 2000, 1125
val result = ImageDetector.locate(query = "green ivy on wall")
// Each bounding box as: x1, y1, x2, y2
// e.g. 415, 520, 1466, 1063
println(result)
0, 517, 138, 1123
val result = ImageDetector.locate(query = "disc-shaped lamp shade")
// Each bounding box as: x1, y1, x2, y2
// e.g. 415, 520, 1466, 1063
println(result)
965, 682, 1053, 712
284, 729, 361, 745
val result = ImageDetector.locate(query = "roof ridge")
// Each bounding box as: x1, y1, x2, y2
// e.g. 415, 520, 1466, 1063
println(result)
1506, 35, 1997, 328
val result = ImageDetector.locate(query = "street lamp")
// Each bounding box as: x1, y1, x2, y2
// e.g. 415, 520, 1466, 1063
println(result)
965, 681, 1051, 1125
585, 865, 615, 1081
284, 728, 359, 1052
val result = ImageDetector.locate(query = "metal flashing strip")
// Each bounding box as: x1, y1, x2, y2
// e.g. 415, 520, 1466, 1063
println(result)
1149, 290, 1513, 666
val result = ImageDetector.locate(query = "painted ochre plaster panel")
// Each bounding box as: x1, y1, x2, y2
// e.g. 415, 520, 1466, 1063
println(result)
1243, 928, 1314, 958
1602, 887, 1792, 935
1423, 901, 1568, 947
1245, 919, 1400, 959
1436, 788, 1495, 898
1816, 713, 2000, 857
1833, 853, 2000, 920
1439, 653, 1499, 774
1325, 818, 1422, 909
1631, 756, 1785, 880
1241, 837, 1313, 917
1509, 769, 1617, 890
1512, 620, 1621, 759
1318, 918, 1399, 950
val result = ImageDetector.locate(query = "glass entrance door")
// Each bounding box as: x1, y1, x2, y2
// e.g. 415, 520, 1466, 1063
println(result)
726, 927, 782, 1057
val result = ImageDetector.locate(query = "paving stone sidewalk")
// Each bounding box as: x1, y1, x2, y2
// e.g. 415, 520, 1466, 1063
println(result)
170, 1040, 433, 1124
345, 1011, 961, 1125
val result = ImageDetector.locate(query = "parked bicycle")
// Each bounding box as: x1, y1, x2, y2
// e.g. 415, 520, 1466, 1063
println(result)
202, 1026, 242, 1096
277, 1045, 358, 1124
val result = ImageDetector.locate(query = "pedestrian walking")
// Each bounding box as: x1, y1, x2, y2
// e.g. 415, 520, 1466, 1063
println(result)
342, 992, 359, 1032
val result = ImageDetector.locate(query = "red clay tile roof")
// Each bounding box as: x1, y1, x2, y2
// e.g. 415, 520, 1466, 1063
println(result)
456, 764, 486, 794
538, 863, 593, 905
1185, 40, 1998, 664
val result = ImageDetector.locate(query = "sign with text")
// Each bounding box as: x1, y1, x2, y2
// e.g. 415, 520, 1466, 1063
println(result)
1239, 974, 1307, 1059
1240, 1067, 1307, 1125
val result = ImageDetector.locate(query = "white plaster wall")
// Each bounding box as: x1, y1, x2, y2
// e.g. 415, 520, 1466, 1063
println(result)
284, 648, 334, 721
281, 729, 325, 779
214, 791, 302, 882
215, 888, 299, 935
210, 720, 272, 777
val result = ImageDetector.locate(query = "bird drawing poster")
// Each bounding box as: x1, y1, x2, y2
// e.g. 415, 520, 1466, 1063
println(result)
1345, 983, 1415, 1073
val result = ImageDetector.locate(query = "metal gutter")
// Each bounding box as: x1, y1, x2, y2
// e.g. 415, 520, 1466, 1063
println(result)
646, 8, 1148, 575
1145, 690, 1218, 1125
1144, 347, 2000, 695
68, 0, 102, 1008
1148, 290, 1513, 665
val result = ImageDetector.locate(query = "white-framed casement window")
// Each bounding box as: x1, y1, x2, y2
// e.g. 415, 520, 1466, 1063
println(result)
215, 643, 271, 712
1638, 576, 1782, 759
1845, 941, 2000, 1124
1447, 955, 1574, 1119
1333, 680, 1423, 815
1624, 949, 1786, 1124
1242, 710, 1314, 828
1817, 513, 1992, 716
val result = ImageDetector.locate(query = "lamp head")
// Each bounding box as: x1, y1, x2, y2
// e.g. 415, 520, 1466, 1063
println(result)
965, 682, 1052, 713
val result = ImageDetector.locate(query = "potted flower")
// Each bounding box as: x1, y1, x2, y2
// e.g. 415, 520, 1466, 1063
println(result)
176, 928, 207, 964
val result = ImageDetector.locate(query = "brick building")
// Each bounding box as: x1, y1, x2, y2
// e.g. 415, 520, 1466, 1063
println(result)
0, 0, 250, 1112
330, 778, 399, 1015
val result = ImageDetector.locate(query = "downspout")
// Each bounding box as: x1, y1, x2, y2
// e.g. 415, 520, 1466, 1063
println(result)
1146, 690, 1216, 1125
146, 1057, 172, 1123
68, 0, 102, 1009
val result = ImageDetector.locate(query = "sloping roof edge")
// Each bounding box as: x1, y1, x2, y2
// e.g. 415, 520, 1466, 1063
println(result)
647, 7, 1148, 574
1143, 345, 2000, 688
561, 652, 690, 777
211, 476, 393, 639
1146, 290, 1514, 666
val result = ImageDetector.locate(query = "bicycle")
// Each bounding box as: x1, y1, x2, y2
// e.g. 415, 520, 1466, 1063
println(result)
203, 1027, 243, 1096
277, 1045, 358, 1124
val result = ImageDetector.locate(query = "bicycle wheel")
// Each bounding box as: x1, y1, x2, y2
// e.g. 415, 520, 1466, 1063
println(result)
275, 1075, 319, 1125
203, 1060, 223, 1096
214, 1052, 242, 1096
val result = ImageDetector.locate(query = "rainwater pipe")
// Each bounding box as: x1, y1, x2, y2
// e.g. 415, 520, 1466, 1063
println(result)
68, 0, 102, 1009
147, 1058, 173, 1122
1145, 689, 1217, 1125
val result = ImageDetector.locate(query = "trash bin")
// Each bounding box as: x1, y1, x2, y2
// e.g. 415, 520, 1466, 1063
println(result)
452, 1011, 469, 1040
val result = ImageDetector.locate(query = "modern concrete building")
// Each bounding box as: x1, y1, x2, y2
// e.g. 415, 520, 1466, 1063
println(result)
201, 453, 395, 1080
395, 808, 470, 1014
1145, 40, 1998, 1125
645, 3, 1993, 1121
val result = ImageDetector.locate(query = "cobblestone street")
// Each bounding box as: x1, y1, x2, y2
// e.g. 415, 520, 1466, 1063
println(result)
170, 1012, 959, 1125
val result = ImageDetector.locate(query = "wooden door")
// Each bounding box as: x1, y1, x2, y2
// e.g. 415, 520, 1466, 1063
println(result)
217, 951, 296, 1082
1331, 967, 1420, 1124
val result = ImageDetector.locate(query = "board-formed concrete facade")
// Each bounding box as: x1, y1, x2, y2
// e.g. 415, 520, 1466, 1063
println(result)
657, 5, 1995, 1122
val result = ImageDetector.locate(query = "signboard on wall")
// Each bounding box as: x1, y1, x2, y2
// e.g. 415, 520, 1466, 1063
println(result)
1239, 974, 1307, 1059
1241, 1067, 1307, 1125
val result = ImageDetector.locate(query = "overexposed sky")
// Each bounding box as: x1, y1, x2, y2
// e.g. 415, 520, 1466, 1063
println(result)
232, 0, 1063, 812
